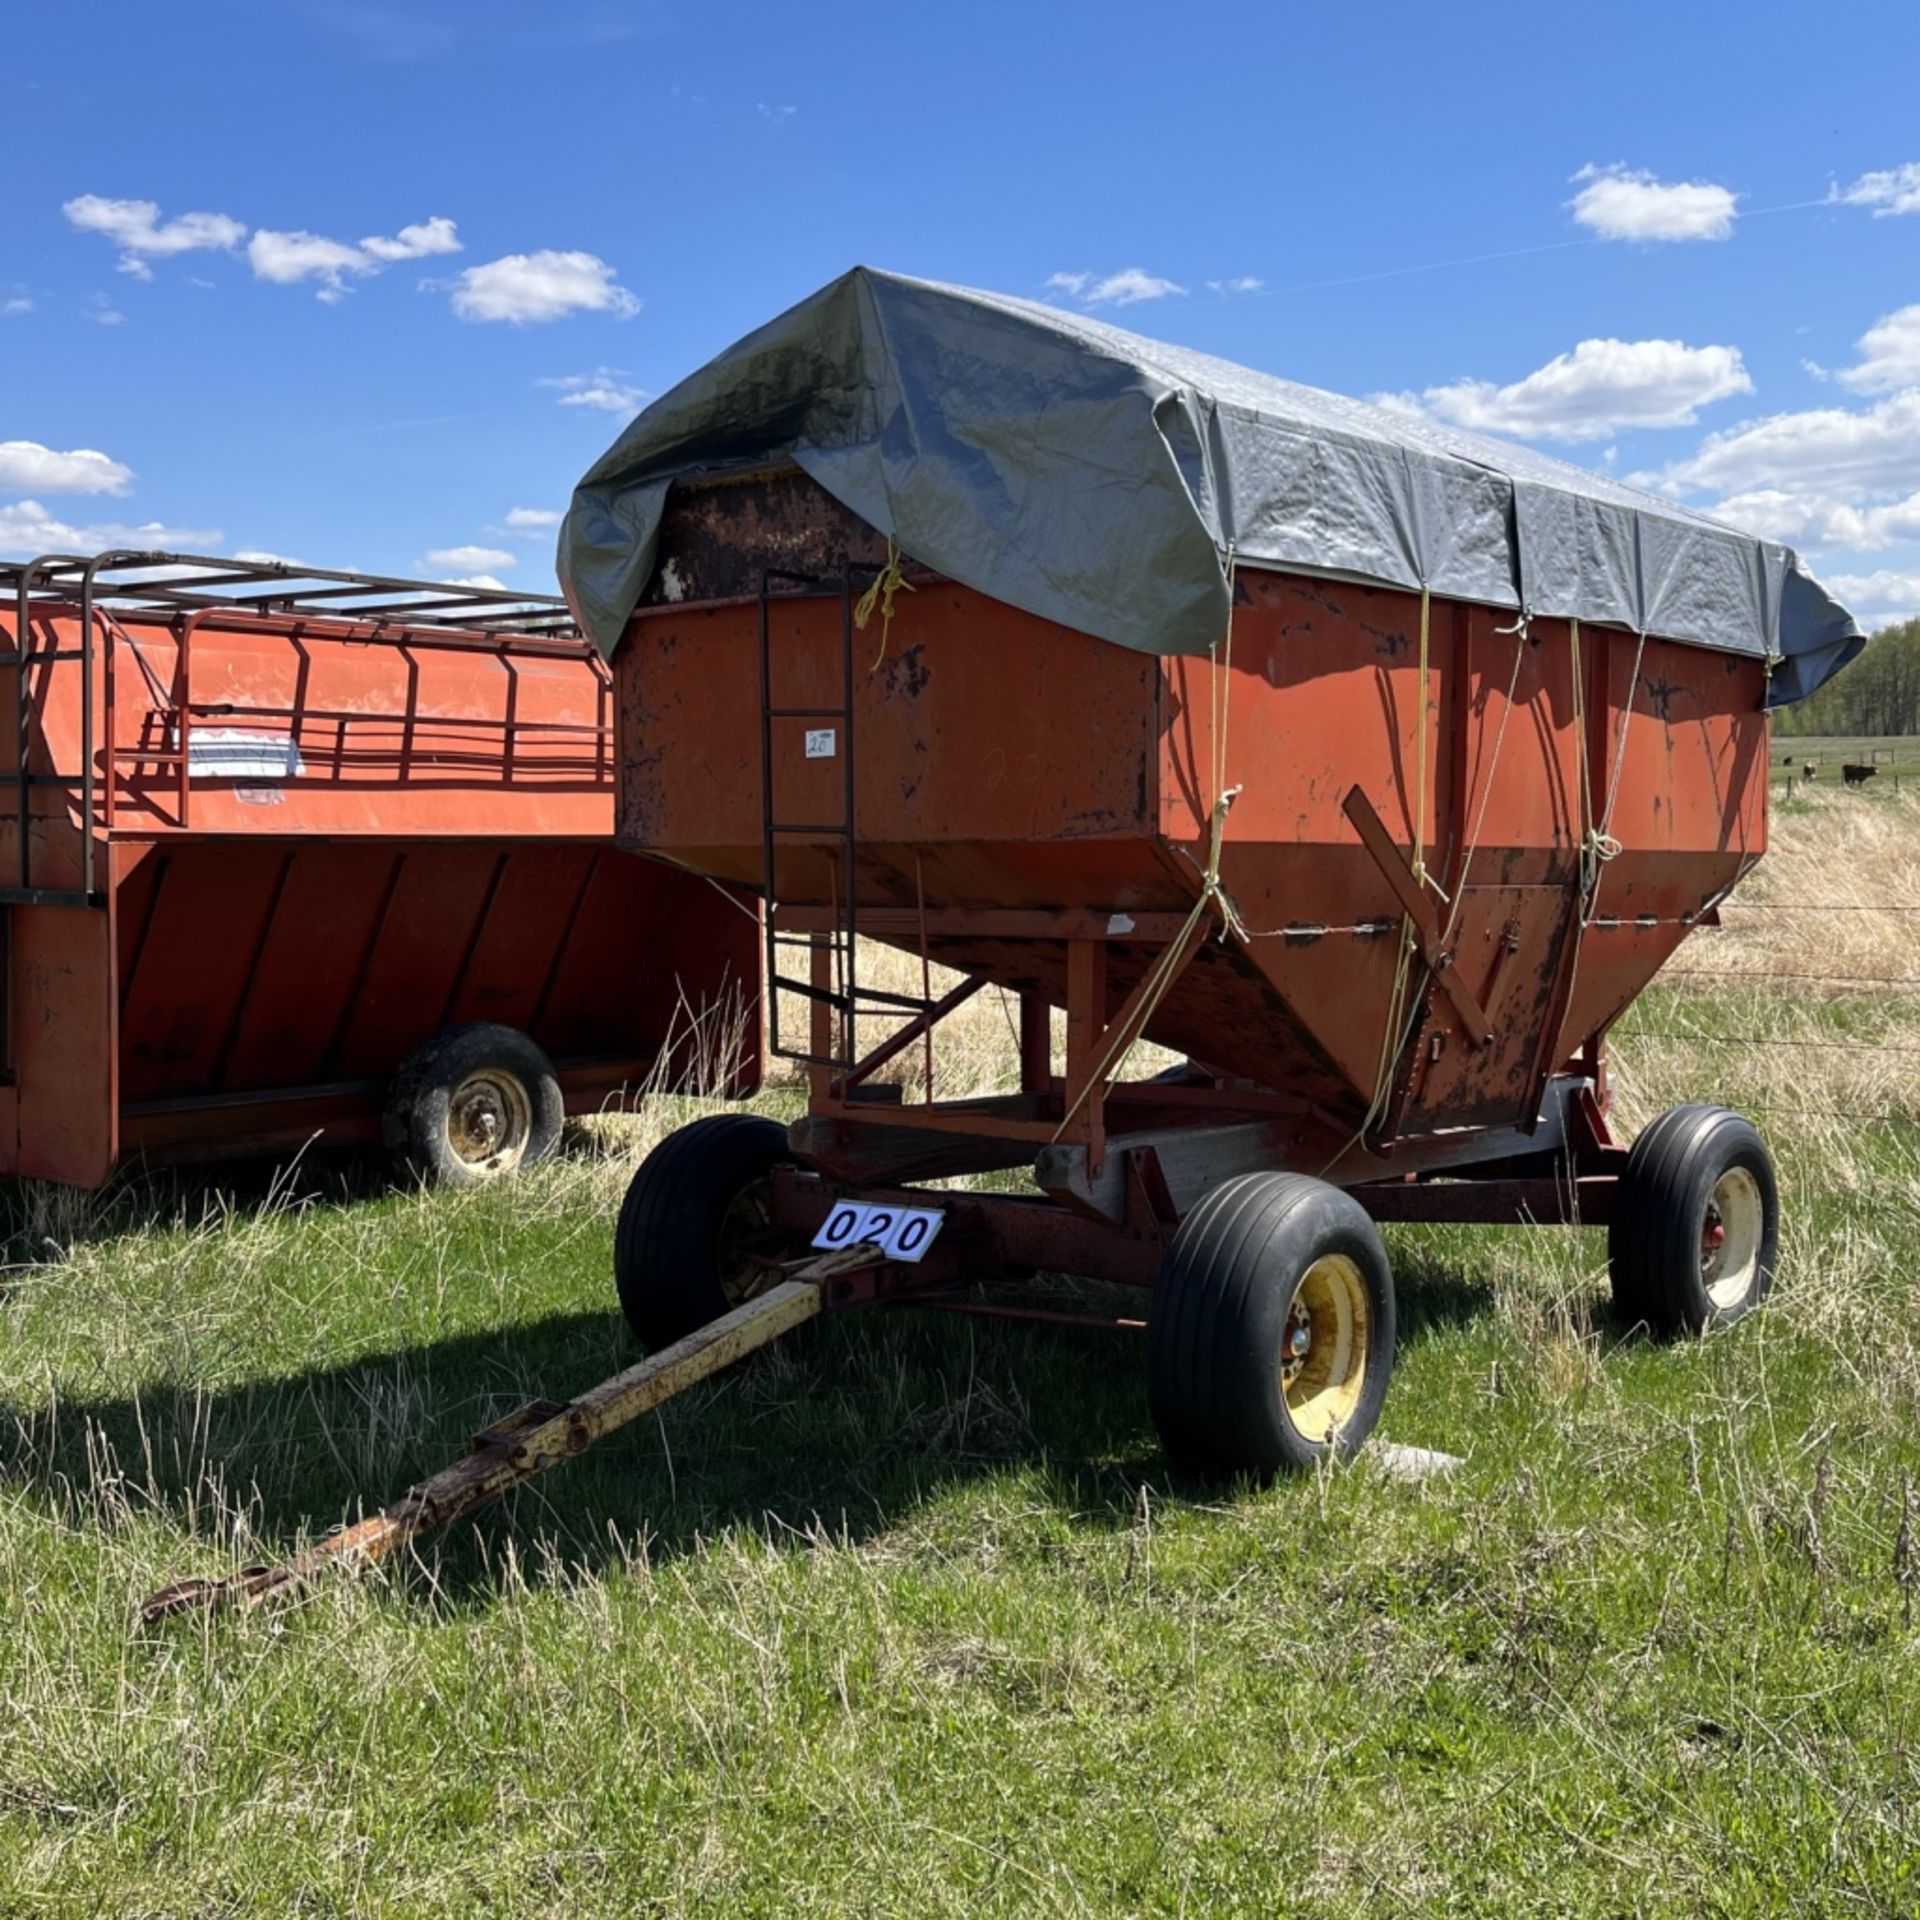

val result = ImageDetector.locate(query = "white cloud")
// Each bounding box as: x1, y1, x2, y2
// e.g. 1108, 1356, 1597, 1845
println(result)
1822, 569, 1920, 629
1045, 267, 1185, 307
85, 294, 126, 326
62, 195, 246, 276
423, 545, 515, 572
2, 297, 31, 316
449, 251, 639, 324
1705, 488, 1920, 552
540, 369, 648, 417
1832, 163, 1920, 218
1207, 276, 1264, 295
1090, 268, 1183, 306
247, 229, 377, 300
0, 440, 133, 495
441, 573, 508, 590
1648, 389, 1920, 500
756, 103, 797, 124
357, 216, 461, 262
502, 506, 561, 532
232, 548, 305, 567
1392, 338, 1753, 443
0, 500, 222, 558
249, 217, 460, 299
1568, 164, 1738, 242
1837, 304, 1920, 395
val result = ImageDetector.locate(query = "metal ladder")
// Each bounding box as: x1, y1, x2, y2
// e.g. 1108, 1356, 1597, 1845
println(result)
757, 563, 937, 1076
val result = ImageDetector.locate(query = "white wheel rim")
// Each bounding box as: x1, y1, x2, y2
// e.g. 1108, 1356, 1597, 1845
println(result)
446, 1069, 533, 1176
1702, 1165, 1764, 1311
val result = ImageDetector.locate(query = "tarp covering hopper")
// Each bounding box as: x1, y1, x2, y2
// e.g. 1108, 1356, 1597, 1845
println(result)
562, 267, 1862, 702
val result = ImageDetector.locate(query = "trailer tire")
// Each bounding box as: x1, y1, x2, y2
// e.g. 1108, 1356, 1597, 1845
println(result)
384, 1023, 564, 1188
615, 1114, 791, 1350
1146, 1172, 1396, 1476
1608, 1104, 1778, 1336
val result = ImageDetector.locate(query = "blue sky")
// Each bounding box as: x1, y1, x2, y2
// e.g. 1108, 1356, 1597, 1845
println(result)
5, 0, 1919, 629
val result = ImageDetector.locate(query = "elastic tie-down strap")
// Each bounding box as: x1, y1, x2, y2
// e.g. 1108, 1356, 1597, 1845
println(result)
854, 540, 915, 671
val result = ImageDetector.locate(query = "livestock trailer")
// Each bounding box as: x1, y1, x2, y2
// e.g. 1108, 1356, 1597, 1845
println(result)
0, 553, 759, 1190
558, 269, 1862, 1475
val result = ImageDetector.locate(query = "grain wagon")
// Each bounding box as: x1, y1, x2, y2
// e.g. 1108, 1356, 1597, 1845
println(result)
557, 269, 1867, 1475
142, 271, 1873, 1619
0, 553, 759, 1191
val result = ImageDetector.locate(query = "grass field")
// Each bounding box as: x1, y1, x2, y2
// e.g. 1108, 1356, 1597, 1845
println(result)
1768, 732, 1920, 784
4, 787, 1920, 1916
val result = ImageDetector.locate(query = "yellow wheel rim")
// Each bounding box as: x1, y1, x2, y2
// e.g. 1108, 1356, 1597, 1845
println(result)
717, 1179, 779, 1307
1279, 1252, 1371, 1443
1702, 1166, 1764, 1311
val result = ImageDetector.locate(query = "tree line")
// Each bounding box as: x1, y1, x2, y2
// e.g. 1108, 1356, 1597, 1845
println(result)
1774, 618, 1920, 739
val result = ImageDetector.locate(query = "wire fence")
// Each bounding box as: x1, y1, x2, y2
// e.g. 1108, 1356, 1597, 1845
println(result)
1613, 892, 1920, 1131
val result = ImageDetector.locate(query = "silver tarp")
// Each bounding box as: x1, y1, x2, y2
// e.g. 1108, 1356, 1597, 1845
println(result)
559, 267, 1862, 705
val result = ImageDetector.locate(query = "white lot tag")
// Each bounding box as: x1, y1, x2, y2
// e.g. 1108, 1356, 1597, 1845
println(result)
804, 727, 836, 758
810, 1200, 945, 1263
186, 728, 305, 781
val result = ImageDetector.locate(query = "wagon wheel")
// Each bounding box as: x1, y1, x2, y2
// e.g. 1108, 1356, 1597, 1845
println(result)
384, 1024, 565, 1188
614, 1114, 795, 1350
1608, 1104, 1779, 1335
1146, 1172, 1397, 1475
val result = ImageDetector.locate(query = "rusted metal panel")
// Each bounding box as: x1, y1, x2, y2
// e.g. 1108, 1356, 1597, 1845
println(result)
1351, 1174, 1620, 1226
642, 466, 896, 606
619, 462, 1768, 1177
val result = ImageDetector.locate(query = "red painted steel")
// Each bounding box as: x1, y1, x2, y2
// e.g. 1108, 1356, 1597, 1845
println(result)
615, 468, 1764, 1185
0, 591, 760, 1186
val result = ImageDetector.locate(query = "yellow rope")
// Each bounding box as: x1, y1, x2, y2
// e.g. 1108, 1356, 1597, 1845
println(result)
853, 540, 915, 671
1330, 587, 1483, 1169
1557, 622, 1645, 1068
1440, 615, 1529, 948
1050, 559, 1244, 1143
1412, 583, 1432, 889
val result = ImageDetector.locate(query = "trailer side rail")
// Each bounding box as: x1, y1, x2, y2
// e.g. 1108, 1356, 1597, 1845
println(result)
0, 552, 594, 906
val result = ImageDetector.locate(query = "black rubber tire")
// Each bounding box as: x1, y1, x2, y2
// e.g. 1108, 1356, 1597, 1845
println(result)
614, 1114, 790, 1350
383, 1023, 564, 1188
1608, 1103, 1779, 1336
1146, 1172, 1397, 1476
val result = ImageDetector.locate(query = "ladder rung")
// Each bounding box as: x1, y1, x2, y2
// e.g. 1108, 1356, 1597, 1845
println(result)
767, 823, 850, 837
770, 975, 941, 1020
766, 708, 848, 721
769, 1047, 852, 1070
773, 976, 854, 1012
848, 984, 942, 1012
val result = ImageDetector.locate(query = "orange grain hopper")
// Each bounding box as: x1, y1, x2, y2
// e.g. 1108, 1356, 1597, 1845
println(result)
563, 270, 1862, 1472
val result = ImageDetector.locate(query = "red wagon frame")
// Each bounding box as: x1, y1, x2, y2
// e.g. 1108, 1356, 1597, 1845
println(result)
0, 551, 760, 1188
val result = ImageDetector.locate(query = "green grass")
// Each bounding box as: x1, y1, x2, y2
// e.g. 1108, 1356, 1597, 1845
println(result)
7, 804, 1920, 1914
1768, 733, 1920, 785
